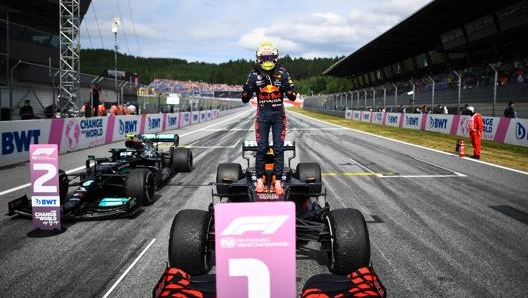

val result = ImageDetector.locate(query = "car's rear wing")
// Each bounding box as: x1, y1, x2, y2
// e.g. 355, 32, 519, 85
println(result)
242, 140, 296, 168
138, 133, 179, 146
242, 140, 295, 151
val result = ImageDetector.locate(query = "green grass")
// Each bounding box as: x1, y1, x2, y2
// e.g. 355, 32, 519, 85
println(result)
290, 107, 528, 173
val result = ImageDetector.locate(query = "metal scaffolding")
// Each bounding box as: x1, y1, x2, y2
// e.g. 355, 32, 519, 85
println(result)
58, 0, 80, 112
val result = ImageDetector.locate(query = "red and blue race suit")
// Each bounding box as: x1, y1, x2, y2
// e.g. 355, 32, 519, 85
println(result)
241, 65, 296, 179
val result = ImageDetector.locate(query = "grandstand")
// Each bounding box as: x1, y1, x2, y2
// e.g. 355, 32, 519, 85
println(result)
314, 0, 528, 117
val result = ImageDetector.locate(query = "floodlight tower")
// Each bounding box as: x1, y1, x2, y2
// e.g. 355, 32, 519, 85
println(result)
112, 17, 120, 105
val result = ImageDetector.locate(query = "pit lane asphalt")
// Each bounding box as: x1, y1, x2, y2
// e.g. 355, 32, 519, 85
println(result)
1, 108, 527, 298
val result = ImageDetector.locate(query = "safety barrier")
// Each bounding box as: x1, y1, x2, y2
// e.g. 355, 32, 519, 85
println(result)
0, 109, 227, 168
344, 109, 528, 148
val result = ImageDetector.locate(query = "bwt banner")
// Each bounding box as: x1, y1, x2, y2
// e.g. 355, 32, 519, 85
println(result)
192, 111, 200, 124
113, 115, 141, 138
503, 118, 528, 147
164, 113, 180, 130
180, 112, 191, 127
345, 110, 353, 120
402, 114, 424, 130
0, 109, 220, 168
353, 111, 361, 121
142, 114, 164, 134
361, 111, 371, 122
371, 112, 385, 125
385, 113, 401, 128
342, 109, 528, 148
1, 119, 51, 166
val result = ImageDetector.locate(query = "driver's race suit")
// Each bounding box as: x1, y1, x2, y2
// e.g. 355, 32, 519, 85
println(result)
241, 64, 297, 180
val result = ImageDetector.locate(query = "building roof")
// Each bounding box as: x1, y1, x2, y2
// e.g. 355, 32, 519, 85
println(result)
323, 0, 528, 78
0, 0, 91, 34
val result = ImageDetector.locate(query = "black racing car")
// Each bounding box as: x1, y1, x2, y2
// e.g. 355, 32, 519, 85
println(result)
7, 133, 193, 220
167, 140, 370, 276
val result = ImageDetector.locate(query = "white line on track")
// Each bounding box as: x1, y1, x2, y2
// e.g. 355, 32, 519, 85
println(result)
348, 157, 377, 174
0, 166, 85, 196
101, 238, 157, 298
381, 174, 465, 178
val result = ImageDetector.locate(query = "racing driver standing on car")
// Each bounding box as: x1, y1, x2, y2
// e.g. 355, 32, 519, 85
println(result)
241, 41, 297, 195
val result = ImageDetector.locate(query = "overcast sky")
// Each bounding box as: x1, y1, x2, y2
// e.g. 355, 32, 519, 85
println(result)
80, 0, 432, 64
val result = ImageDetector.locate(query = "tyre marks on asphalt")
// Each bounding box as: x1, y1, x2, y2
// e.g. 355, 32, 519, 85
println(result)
489, 205, 528, 225
322, 156, 466, 178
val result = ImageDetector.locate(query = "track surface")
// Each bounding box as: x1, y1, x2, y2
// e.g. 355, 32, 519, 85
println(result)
1, 108, 527, 298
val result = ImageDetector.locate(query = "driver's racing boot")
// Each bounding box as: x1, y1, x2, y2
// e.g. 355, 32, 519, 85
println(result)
256, 178, 265, 192
274, 179, 284, 195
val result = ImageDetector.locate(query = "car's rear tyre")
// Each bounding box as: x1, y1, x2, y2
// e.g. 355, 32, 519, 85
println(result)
216, 163, 242, 194
325, 208, 370, 275
172, 147, 193, 172
126, 168, 156, 205
296, 162, 322, 193
58, 169, 69, 204
169, 209, 213, 275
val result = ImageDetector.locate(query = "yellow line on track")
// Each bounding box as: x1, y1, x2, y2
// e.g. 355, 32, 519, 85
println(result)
322, 172, 397, 176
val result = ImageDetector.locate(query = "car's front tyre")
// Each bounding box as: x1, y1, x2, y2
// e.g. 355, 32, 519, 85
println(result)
169, 209, 213, 275
126, 168, 156, 205
171, 147, 193, 172
325, 208, 370, 274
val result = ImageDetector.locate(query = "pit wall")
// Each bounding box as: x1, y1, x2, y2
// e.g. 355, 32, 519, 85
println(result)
1, 109, 224, 168
345, 110, 528, 148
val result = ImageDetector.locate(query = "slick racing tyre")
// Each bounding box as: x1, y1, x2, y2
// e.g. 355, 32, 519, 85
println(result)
325, 208, 370, 275
216, 163, 242, 195
126, 168, 156, 205
172, 147, 193, 172
58, 169, 69, 204
296, 162, 322, 194
169, 209, 213, 275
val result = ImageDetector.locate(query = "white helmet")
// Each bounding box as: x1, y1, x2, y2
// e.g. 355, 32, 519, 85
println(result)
466, 106, 475, 113
256, 41, 279, 71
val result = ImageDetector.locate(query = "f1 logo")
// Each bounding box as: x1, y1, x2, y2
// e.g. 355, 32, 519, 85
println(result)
31, 147, 56, 159
221, 215, 289, 236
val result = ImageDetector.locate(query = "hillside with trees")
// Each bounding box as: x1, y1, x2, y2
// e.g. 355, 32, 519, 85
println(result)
80, 49, 353, 95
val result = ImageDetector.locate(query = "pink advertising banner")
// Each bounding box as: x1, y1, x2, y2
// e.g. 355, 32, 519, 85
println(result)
215, 202, 296, 298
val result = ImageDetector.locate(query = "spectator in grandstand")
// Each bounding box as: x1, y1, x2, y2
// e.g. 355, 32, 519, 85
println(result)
241, 40, 297, 195
466, 106, 484, 159
19, 99, 35, 120
503, 101, 517, 118
443, 105, 449, 114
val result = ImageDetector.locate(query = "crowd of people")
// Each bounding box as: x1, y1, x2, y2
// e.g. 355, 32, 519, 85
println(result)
146, 79, 242, 95
404, 58, 528, 95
